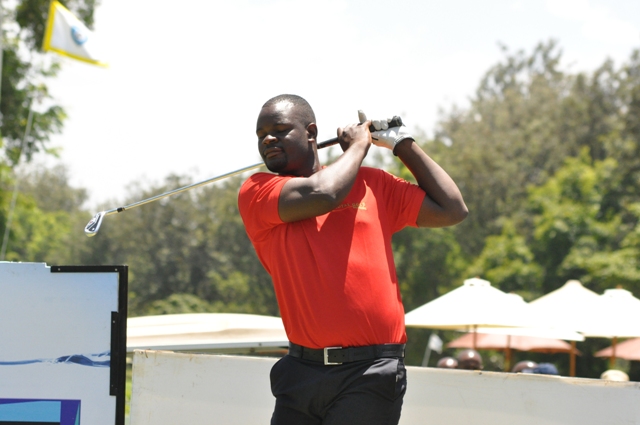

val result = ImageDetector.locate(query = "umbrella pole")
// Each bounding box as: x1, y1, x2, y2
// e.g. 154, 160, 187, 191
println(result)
505, 334, 512, 372
570, 341, 576, 377
610, 336, 617, 369
473, 325, 477, 350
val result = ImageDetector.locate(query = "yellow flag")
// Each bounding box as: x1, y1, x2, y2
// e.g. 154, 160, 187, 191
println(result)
42, 1, 108, 67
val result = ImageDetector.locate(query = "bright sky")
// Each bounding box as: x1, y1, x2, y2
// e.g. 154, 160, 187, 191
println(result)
37, 0, 640, 211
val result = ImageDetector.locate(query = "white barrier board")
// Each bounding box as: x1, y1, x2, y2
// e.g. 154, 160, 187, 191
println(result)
130, 350, 640, 425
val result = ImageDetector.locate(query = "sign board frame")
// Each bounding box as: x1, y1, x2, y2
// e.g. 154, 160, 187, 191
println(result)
0, 263, 128, 425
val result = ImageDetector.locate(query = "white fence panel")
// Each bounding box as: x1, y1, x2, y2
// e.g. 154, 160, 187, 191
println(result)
130, 350, 640, 425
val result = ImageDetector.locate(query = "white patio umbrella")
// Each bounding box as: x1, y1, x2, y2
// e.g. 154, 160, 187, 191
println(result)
528, 280, 600, 330
405, 278, 537, 350
475, 293, 585, 341
405, 278, 586, 368
580, 288, 640, 368
580, 288, 640, 338
405, 278, 532, 330
462, 293, 584, 371
528, 279, 599, 376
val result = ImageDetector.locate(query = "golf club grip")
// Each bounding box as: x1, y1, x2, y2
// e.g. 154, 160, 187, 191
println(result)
317, 116, 403, 149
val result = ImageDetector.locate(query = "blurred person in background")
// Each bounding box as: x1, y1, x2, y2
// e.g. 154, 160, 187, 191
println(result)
512, 360, 538, 373
600, 369, 629, 381
456, 349, 483, 370
523, 362, 559, 375
436, 356, 458, 369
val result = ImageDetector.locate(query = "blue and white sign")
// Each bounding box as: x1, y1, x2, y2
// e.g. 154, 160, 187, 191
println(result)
0, 263, 127, 425
0, 399, 81, 425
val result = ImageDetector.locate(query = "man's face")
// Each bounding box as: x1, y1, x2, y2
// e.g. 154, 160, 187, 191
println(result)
256, 101, 313, 175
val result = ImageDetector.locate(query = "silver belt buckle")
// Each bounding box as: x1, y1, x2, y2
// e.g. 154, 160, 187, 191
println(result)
323, 346, 343, 365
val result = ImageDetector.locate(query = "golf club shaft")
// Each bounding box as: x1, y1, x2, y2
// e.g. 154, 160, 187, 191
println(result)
84, 135, 336, 236
317, 137, 338, 149
120, 162, 264, 213
101, 132, 346, 215
85, 116, 404, 236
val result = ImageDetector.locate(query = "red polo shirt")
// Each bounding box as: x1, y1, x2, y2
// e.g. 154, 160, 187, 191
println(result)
238, 167, 425, 349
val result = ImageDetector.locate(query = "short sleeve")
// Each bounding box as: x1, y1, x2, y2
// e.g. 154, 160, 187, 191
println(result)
238, 173, 291, 242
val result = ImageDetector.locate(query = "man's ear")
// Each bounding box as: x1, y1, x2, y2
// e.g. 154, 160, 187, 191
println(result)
306, 123, 318, 143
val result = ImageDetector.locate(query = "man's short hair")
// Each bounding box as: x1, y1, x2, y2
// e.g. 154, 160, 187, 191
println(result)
262, 94, 316, 126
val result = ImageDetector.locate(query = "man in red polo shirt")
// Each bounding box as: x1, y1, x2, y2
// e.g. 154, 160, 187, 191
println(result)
238, 94, 467, 425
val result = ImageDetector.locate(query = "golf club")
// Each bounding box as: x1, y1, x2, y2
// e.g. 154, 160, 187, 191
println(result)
84, 116, 403, 237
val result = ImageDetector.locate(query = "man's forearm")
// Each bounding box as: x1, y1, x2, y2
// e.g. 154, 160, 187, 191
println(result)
394, 139, 468, 227
309, 141, 369, 204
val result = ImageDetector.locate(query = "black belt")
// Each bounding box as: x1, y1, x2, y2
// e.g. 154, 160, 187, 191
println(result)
288, 342, 405, 365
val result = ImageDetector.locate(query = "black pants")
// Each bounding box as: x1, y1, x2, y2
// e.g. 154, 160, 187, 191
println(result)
269, 355, 407, 425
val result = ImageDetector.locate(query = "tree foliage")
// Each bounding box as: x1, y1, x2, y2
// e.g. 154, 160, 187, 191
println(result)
72, 174, 277, 317
6, 39, 640, 378
436, 41, 623, 256
1, 0, 98, 164
453, 42, 640, 299
0, 0, 98, 260
1, 164, 88, 263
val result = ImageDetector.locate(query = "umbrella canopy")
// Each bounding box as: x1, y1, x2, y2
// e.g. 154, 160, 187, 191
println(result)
528, 279, 600, 332
528, 279, 599, 376
580, 288, 640, 338
530, 281, 640, 371
405, 278, 533, 330
595, 337, 640, 361
472, 325, 584, 341
446, 332, 578, 354
474, 293, 584, 341
127, 313, 288, 353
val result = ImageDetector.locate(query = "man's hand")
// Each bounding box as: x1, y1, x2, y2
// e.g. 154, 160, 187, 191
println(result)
358, 110, 414, 155
337, 120, 372, 153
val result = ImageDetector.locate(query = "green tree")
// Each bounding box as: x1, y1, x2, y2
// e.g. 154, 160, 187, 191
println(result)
76, 174, 277, 317
2, 0, 98, 163
394, 225, 468, 311
528, 150, 640, 295
434, 44, 640, 377
1, 0, 99, 259
466, 219, 543, 299
468, 145, 640, 300
0, 164, 88, 263
143, 293, 215, 316
434, 40, 631, 258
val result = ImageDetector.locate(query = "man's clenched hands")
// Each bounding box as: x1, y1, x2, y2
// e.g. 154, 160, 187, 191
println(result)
358, 110, 414, 155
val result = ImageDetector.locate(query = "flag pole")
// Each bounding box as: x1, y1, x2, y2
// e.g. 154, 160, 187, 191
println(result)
421, 344, 432, 367
422, 332, 443, 367
0, 0, 4, 107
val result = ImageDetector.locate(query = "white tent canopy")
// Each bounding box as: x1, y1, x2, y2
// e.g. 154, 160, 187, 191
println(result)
127, 313, 289, 354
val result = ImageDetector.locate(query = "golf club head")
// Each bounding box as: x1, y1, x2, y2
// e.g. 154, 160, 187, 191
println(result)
85, 211, 105, 237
